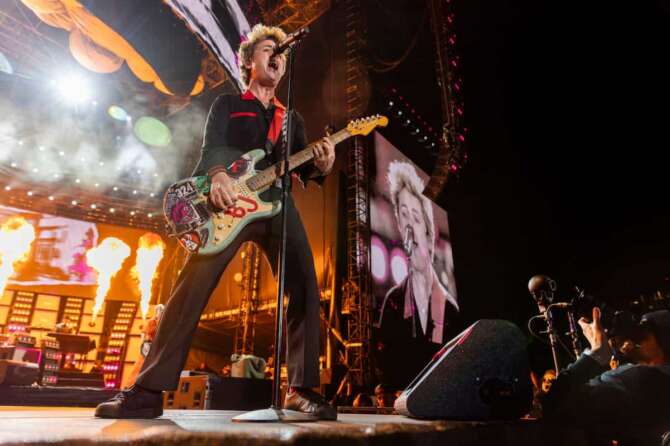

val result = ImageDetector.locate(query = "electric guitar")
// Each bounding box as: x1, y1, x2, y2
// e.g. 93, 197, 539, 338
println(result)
163, 115, 388, 256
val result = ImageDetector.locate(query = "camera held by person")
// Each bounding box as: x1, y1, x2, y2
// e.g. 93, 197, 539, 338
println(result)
542, 305, 670, 445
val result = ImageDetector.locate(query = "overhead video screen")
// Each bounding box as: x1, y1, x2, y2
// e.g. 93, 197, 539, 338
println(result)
370, 132, 459, 389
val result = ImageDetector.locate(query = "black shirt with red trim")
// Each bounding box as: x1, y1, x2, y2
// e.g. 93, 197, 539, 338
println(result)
192, 91, 321, 185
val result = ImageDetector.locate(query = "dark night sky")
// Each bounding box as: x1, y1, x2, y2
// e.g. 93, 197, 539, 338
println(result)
363, 0, 670, 330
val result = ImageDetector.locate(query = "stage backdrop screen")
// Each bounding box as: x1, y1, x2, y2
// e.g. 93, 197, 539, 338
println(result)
0, 204, 163, 296
370, 132, 458, 390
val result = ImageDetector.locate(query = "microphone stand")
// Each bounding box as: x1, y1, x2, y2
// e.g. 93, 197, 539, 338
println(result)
565, 310, 582, 358
233, 40, 315, 423
542, 303, 561, 374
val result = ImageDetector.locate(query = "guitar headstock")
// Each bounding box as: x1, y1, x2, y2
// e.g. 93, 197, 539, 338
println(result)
347, 115, 389, 136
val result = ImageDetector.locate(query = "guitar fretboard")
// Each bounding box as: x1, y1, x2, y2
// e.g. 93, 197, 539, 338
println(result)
246, 128, 351, 192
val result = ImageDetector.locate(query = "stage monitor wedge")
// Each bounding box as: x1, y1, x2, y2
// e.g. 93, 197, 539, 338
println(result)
394, 319, 532, 420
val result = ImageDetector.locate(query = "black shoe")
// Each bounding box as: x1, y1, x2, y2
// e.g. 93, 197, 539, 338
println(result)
95, 385, 163, 419
284, 388, 337, 420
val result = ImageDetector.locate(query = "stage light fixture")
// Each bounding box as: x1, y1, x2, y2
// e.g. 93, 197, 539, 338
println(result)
75, 178, 81, 183
26, 191, 33, 196
10, 162, 17, 168
113, 186, 119, 191
109, 208, 115, 213
130, 211, 136, 216
71, 200, 78, 205
53, 73, 92, 105
58, 151, 65, 156
48, 196, 54, 201
90, 204, 97, 209
4, 186, 10, 191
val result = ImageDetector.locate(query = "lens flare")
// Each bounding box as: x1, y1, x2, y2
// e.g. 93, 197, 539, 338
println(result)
86, 237, 131, 321
0, 217, 36, 295
132, 233, 165, 320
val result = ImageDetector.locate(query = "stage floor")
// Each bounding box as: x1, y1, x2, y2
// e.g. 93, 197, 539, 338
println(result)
0, 407, 589, 446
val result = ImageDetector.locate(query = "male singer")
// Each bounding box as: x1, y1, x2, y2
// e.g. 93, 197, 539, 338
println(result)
95, 24, 336, 420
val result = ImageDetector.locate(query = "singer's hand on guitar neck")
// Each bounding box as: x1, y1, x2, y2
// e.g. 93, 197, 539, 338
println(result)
209, 171, 238, 209
313, 136, 335, 174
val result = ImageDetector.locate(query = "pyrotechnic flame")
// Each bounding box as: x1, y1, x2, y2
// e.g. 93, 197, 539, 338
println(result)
86, 237, 131, 321
131, 233, 165, 320
0, 217, 36, 296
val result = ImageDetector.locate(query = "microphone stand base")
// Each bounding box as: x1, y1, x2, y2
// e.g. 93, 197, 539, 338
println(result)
231, 407, 318, 423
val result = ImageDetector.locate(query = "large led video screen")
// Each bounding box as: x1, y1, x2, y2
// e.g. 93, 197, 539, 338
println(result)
0, 204, 164, 297
370, 132, 458, 390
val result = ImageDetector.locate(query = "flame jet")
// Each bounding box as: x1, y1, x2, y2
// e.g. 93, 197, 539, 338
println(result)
132, 233, 165, 320
86, 237, 131, 321
0, 217, 36, 296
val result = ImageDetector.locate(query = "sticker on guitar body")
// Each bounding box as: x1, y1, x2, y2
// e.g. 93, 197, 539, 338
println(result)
223, 195, 259, 218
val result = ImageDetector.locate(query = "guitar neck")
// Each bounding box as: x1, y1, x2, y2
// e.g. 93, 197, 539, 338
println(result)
246, 128, 351, 191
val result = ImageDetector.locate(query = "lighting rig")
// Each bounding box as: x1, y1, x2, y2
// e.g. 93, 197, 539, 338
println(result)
0, 163, 164, 232
384, 87, 443, 156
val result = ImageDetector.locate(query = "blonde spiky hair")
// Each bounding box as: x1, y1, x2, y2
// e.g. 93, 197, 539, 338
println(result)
237, 24, 287, 88
387, 160, 436, 259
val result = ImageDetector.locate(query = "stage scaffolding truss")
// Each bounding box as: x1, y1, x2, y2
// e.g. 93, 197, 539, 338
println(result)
337, 0, 373, 398
233, 242, 261, 355
424, 0, 467, 199
257, 0, 331, 32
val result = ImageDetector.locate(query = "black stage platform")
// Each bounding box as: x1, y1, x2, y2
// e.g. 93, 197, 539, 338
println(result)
0, 407, 590, 446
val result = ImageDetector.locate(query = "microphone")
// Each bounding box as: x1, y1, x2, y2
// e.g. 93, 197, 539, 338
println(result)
402, 226, 415, 257
528, 274, 556, 312
272, 27, 310, 57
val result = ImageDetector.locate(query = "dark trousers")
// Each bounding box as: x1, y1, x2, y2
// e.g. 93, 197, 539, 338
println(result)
136, 196, 321, 391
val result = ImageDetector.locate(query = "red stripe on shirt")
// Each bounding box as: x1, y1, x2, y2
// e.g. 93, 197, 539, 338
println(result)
230, 112, 257, 118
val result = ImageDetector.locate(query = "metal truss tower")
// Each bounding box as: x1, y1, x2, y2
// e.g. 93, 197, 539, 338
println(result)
339, 0, 372, 395
234, 242, 261, 355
